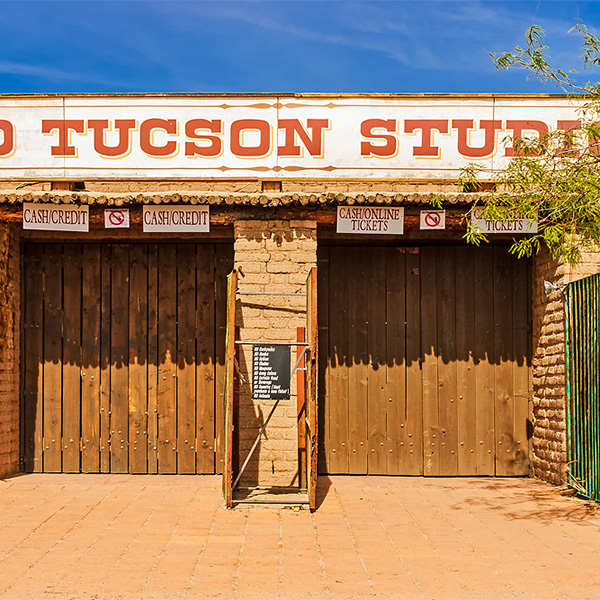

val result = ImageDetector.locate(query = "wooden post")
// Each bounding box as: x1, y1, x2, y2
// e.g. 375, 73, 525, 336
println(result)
306, 267, 318, 510
297, 327, 307, 489
223, 269, 238, 507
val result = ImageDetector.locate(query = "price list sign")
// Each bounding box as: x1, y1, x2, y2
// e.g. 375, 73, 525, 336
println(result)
252, 345, 291, 400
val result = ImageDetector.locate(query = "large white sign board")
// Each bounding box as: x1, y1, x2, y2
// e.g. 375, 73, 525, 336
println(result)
0, 95, 583, 180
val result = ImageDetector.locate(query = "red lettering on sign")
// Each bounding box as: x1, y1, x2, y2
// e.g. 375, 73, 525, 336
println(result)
404, 119, 449, 157
452, 120, 502, 158
230, 119, 271, 157
185, 119, 223, 157
0, 120, 14, 157
556, 120, 584, 155
140, 118, 178, 157
24, 207, 86, 226
88, 119, 136, 157
277, 119, 329, 157
557, 120, 581, 133
360, 119, 397, 157
41, 120, 85, 157
504, 120, 549, 156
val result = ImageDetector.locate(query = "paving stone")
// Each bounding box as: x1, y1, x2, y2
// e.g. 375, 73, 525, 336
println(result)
0, 474, 599, 599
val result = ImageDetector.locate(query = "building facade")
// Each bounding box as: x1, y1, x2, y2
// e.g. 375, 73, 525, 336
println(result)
0, 94, 589, 494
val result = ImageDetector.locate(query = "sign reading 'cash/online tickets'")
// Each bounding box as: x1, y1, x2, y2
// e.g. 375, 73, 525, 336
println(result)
336, 206, 404, 235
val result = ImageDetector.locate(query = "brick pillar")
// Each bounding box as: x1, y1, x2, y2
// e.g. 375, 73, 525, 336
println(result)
0, 223, 20, 478
233, 219, 317, 487
532, 247, 600, 485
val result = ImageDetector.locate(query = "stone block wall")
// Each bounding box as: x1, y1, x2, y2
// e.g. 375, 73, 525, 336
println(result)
0, 222, 20, 478
233, 219, 317, 487
532, 247, 600, 485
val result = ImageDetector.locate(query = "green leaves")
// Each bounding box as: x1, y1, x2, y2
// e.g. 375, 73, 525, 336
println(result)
466, 24, 600, 265
428, 194, 444, 210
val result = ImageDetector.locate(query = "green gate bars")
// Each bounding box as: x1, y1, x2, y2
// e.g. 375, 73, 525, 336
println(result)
565, 274, 600, 502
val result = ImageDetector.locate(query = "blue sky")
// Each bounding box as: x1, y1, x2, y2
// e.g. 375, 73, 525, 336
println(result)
0, 0, 599, 94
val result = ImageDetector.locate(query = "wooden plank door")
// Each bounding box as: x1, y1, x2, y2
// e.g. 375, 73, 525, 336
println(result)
62, 245, 83, 473
22, 245, 43, 472
129, 244, 148, 473
22, 242, 231, 475
223, 269, 238, 507
319, 244, 532, 477
81, 245, 101, 473
110, 244, 130, 473
404, 247, 423, 474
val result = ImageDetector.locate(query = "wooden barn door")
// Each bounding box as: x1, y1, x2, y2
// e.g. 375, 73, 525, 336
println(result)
318, 245, 531, 477
22, 242, 232, 474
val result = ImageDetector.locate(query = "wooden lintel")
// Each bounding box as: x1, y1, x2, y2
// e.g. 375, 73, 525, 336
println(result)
4, 203, 523, 243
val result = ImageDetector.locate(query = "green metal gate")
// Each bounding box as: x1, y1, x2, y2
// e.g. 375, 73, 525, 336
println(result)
565, 274, 600, 501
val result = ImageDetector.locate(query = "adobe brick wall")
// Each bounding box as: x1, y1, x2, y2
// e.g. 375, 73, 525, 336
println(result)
233, 219, 317, 487
0, 222, 20, 478
532, 247, 600, 486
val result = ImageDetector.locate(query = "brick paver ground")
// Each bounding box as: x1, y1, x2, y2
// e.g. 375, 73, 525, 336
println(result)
0, 474, 599, 600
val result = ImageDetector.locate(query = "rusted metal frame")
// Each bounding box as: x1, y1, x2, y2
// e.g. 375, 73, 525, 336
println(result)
235, 500, 309, 505
223, 266, 317, 507
242, 486, 305, 491
223, 269, 238, 507
237, 292, 307, 297
232, 346, 308, 492
306, 266, 319, 511
232, 398, 282, 491
297, 327, 307, 490
235, 341, 309, 346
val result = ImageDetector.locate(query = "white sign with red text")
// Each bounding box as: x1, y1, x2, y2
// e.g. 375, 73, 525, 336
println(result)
142, 205, 209, 233
337, 206, 404, 235
471, 208, 538, 234
23, 202, 89, 232
0, 95, 584, 180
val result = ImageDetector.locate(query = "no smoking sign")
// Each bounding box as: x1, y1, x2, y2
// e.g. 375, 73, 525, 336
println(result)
104, 209, 130, 229
420, 210, 446, 230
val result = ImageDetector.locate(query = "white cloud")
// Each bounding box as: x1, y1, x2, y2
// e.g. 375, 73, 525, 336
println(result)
145, 0, 590, 73
0, 60, 72, 80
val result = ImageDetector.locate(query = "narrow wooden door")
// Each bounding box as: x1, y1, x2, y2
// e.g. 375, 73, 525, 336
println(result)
22, 242, 232, 474
318, 245, 531, 477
